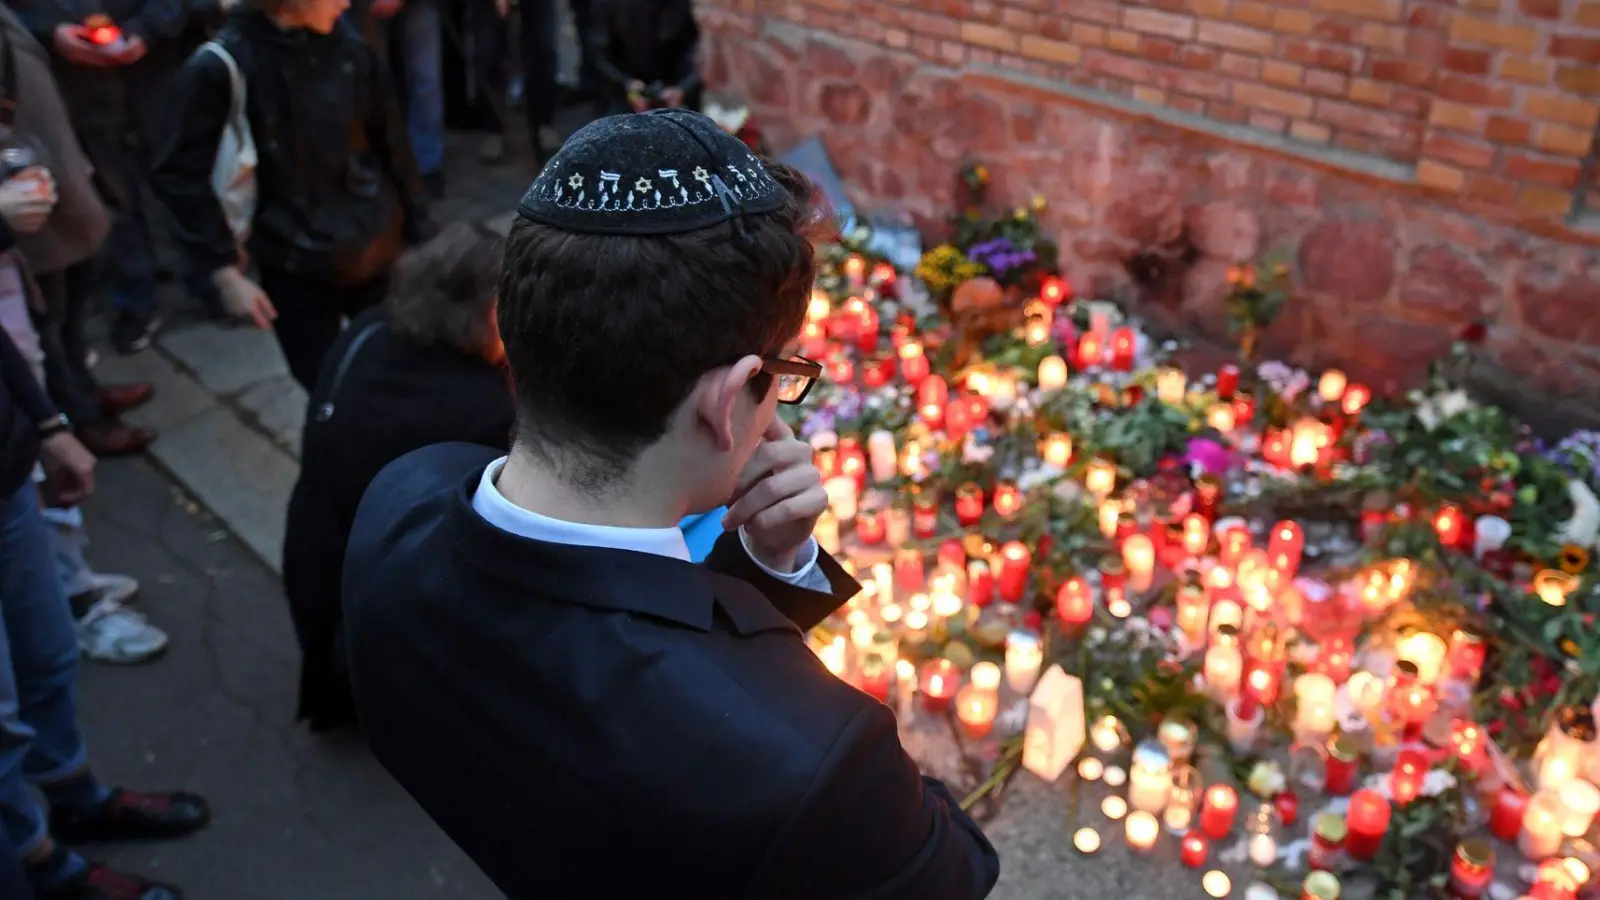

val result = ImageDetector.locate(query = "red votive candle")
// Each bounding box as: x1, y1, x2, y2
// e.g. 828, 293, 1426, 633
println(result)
919, 659, 959, 714
1390, 750, 1427, 806
1488, 787, 1527, 842
1055, 576, 1093, 632
1345, 789, 1390, 861
899, 342, 930, 384
1434, 503, 1465, 548
944, 397, 974, 443
855, 509, 885, 545
1324, 735, 1360, 796
997, 541, 1031, 603
1217, 364, 1239, 400
1110, 327, 1136, 371
1180, 832, 1208, 867
993, 482, 1022, 518
967, 560, 994, 608
953, 483, 984, 527
1077, 332, 1104, 369
911, 492, 939, 539
1199, 785, 1238, 839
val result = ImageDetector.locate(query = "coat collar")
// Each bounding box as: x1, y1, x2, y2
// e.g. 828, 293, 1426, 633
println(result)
444, 469, 799, 638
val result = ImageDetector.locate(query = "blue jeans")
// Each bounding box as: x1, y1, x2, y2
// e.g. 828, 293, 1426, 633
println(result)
0, 829, 30, 899
394, 0, 445, 175
0, 484, 90, 855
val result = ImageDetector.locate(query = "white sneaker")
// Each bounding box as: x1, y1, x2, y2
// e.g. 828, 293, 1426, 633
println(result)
77, 599, 168, 664
87, 572, 139, 606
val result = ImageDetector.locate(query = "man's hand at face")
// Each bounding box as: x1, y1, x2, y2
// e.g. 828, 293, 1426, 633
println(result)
723, 416, 826, 573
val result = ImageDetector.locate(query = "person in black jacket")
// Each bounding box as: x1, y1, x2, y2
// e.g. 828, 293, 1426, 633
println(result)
283, 222, 511, 732
586, 0, 701, 116
150, 0, 434, 391
344, 111, 1000, 899
0, 205, 211, 900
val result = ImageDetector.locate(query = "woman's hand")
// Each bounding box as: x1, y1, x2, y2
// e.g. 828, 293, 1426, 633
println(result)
0, 169, 57, 234
212, 267, 278, 329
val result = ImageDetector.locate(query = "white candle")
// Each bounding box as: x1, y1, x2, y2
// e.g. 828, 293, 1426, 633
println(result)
1522, 789, 1565, 859
1292, 673, 1337, 744
1202, 871, 1231, 898
970, 661, 1001, 693
1090, 715, 1122, 753
1397, 631, 1448, 685
1078, 757, 1104, 781
1560, 780, 1600, 837
1128, 742, 1173, 814
991, 374, 1018, 411
1101, 795, 1128, 820
1346, 671, 1386, 722
823, 476, 858, 521
883, 507, 910, 546
1204, 642, 1243, 697
867, 430, 898, 483
1163, 803, 1192, 833
817, 637, 847, 677
1005, 631, 1044, 694
1030, 353, 1068, 389
1125, 811, 1160, 852
1317, 369, 1347, 403
1473, 515, 1511, 559
1073, 827, 1101, 854
1247, 832, 1277, 866
1103, 765, 1127, 788
1156, 367, 1186, 405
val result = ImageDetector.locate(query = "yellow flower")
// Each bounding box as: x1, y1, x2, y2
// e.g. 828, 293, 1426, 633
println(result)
1560, 544, 1590, 574
1560, 637, 1581, 658
1032, 195, 1048, 211
1013, 208, 1028, 221
974, 165, 990, 183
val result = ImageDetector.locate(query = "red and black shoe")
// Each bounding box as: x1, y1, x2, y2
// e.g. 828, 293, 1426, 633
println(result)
38, 863, 182, 900
49, 788, 211, 845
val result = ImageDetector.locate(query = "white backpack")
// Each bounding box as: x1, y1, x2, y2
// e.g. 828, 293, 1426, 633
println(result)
199, 41, 257, 240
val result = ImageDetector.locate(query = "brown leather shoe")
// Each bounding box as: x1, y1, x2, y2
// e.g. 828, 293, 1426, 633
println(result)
76, 420, 156, 457
96, 382, 155, 418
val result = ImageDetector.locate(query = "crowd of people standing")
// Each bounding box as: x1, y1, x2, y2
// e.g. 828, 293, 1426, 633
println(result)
0, 0, 710, 895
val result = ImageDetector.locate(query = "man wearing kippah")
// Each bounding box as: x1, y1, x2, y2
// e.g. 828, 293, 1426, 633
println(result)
342, 109, 1001, 899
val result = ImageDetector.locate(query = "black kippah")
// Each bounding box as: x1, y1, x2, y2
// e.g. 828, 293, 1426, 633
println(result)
516, 109, 789, 237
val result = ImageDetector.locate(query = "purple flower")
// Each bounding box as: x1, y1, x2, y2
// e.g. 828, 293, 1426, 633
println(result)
1183, 438, 1235, 477
800, 408, 836, 440
967, 238, 1038, 278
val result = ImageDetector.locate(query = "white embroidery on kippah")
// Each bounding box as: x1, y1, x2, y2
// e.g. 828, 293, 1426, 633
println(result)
528, 155, 779, 217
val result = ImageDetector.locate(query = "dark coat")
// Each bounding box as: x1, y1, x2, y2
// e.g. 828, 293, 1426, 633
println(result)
283, 307, 512, 730
343, 442, 1001, 900
0, 5, 109, 276
150, 10, 428, 285
586, 0, 702, 113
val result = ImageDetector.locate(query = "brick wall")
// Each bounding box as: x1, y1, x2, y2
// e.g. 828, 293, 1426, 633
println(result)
700, 0, 1600, 429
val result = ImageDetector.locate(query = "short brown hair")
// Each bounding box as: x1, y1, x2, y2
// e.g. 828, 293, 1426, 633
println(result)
498, 159, 829, 490
386, 222, 503, 357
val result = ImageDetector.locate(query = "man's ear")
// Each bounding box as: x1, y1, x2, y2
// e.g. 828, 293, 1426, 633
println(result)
695, 356, 763, 452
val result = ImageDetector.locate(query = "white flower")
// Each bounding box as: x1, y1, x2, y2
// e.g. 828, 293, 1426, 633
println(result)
1436, 389, 1474, 420
1558, 481, 1600, 547
961, 436, 995, 465
1247, 761, 1287, 798
1422, 768, 1457, 798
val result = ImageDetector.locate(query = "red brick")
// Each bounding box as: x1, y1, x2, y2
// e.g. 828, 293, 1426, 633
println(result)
1416, 159, 1466, 192
1272, 8, 1314, 33
1179, 45, 1218, 69
1550, 36, 1600, 63
1485, 114, 1533, 144
1556, 66, 1600, 97
1284, 39, 1359, 72
1169, 93, 1208, 114
1305, 69, 1348, 96
1071, 22, 1107, 46
1517, 0, 1561, 16
1123, 6, 1196, 40
1142, 37, 1181, 63
1317, 98, 1412, 138
960, 21, 1016, 51
1232, 0, 1276, 27
1534, 123, 1596, 157
1441, 48, 1492, 76
1518, 186, 1573, 217
1356, 23, 1406, 53
1581, 1, 1600, 26
1523, 92, 1600, 128
1500, 57, 1551, 86
1289, 119, 1332, 143
1449, 16, 1539, 53
1187, 0, 1228, 16
1436, 74, 1512, 108
938, 40, 967, 65
1219, 51, 1263, 79
885, 27, 910, 48
1086, 49, 1164, 85
1390, 87, 1430, 117
1000, 7, 1037, 30
1207, 101, 1251, 124
1504, 152, 1583, 188
1370, 57, 1434, 88
1073, 1, 1121, 25
1422, 132, 1497, 169
1248, 109, 1289, 132
1463, 173, 1518, 206
1235, 81, 1315, 117
1197, 20, 1276, 53
1308, 0, 1402, 21
1311, 16, 1353, 42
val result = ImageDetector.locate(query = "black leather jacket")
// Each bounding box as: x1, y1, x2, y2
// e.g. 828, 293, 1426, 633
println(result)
150, 10, 429, 285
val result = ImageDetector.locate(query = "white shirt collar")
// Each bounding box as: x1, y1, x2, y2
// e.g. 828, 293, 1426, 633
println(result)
470, 457, 691, 561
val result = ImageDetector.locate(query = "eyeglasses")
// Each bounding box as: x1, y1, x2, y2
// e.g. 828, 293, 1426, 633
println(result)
761, 355, 823, 405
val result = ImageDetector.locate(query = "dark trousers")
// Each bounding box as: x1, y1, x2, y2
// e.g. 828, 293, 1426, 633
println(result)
80, 129, 159, 322
465, 0, 510, 134
0, 829, 30, 900
518, 0, 591, 133
31, 263, 102, 427
258, 269, 388, 391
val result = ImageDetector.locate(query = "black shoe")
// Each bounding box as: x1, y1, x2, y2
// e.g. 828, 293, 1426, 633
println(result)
49, 788, 211, 844
109, 313, 159, 355
422, 170, 446, 199
37, 862, 182, 900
